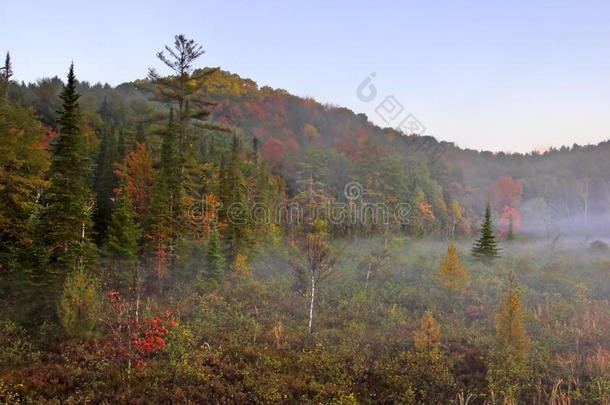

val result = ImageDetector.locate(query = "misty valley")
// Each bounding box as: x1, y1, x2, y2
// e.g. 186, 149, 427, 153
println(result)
0, 33, 609, 405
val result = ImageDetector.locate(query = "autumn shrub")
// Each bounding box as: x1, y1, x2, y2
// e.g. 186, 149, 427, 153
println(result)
0, 319, 40, 370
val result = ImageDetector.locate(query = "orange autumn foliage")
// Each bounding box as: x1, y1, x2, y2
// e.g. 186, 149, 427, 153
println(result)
115, 141, 154, 220
419, 202, 435, 221
493, 175, 523, 209
435, 244, 470, 295
414, 313, 441, 356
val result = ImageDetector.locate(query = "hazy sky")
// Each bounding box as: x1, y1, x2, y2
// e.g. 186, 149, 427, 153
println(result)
2, 1, 610, 152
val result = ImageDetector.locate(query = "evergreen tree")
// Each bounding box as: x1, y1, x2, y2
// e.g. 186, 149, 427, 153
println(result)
147, 172, 171, 238
145, 35, 228, 198
471, 202, 500, 261
252, 158, 275, 242
161, 109, 182, 209
117, 129, 128, 161
218, 135, 249, 260
105, 175, 140, 289
159, 109, 183, 260
59, 269, 101, 338
206, 225, 225, 281
93, 128, 119, 243
0, 52, 13, 103
143, 114, 179, 293
32, 64, 97, 316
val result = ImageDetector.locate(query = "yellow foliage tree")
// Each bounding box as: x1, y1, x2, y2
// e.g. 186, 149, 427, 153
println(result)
303, 124, 320, 142
414, 312, 441, 356
435, 244, 470, 296
489, 272, 529, 402
449, 199, 470, 238
231, 253, 252, 278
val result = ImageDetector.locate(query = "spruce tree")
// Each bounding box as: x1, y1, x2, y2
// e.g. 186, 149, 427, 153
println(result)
206, 225, 225, 281
159, 109, 183, 259
218, 135, 249, 260
161, 109, 182, 214
471, 202, 500, 262
142, 113, 181, 293
93, 128, 119, 243
0, 51, 12, 103
32, 64, 97, 315
105, 175, 140, 289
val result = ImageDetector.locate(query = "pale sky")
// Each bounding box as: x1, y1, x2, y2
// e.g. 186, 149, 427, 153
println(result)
2, 0, 610, 152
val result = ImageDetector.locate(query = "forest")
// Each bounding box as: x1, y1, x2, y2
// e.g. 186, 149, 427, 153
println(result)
0, 35, 609, 404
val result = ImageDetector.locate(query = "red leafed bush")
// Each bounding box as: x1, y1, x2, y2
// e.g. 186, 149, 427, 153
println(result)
102, 290, 178, 389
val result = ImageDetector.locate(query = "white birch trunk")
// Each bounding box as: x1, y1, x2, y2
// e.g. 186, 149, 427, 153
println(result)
308, 274, 315, 333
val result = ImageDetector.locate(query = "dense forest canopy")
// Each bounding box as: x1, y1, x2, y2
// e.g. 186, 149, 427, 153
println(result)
0, 35, 608, 404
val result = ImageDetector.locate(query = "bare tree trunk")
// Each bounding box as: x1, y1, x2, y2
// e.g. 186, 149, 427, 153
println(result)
308, 274, 315, 333
451, 216, 456, 241
364, 263, 372, 295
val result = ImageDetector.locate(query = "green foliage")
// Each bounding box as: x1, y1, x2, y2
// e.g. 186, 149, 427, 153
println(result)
218, 135, 250, 259
105, 175, 140, 288
205, 226, 225, 282
0, 319, 40, 370
58, 269, 101, 338
1, 41, 609, 404
30, 64, 97, 318
471, 202, 500, 262
93, 127, 120, 244
0, 102, 48, 272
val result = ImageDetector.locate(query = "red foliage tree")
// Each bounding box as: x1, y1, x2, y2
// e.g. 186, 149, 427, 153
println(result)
253, 127, 269, 140
499, 205, 521, 236
114, 141, 154, 220
214, 98, 242, 125
493, 175, 523, 210
261, 137, 284, 164
284, 137, 300, 151
336, 139, 358, 157
40, 130, 58, 150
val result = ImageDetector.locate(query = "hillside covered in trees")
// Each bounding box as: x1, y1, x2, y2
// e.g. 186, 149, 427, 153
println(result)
0, 36, 608, 404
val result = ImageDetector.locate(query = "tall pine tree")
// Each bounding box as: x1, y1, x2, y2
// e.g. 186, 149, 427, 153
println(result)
0, 52, 13, 104
471, 202, 500, 262
32, 64, 97, 316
